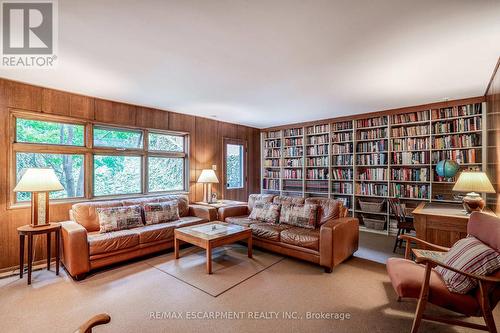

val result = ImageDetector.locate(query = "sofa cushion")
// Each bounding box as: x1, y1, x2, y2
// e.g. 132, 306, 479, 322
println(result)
88, 229, 140, 256
387, 258, 480, 316
279, 203, 318, 229
157, 195, 189, 217
273, 196, 305, 206
144, 201, 179, 225
250, 223, 291, 241
225, 215, 255, 227
97, 205, 143, 233
280, 227, 320, 251
248, 194, 275, 212
136, 223, 175, 244
249, 201, 281, 224
72, 200, 123, 232
436, 236, 500, 294
305, 197, 342, 226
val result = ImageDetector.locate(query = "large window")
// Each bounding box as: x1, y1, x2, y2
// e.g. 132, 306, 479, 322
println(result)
226, 143, 244, 189
12, 114, 188, 204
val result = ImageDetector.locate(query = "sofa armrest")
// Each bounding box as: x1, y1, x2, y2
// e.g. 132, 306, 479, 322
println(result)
218, 205, 250, 222
189, 205, 218, 221
319, 217, 359, 270
60, 221, 90, 278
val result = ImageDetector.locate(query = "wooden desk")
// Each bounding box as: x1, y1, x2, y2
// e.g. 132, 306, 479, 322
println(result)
412, 202, 495, 248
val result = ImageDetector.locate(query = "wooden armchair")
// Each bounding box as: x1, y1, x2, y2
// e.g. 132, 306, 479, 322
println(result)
387, 212, 500, 333
75, 313, 111, 333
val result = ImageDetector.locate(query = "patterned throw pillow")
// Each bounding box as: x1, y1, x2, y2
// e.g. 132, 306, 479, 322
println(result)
144, 201, 180, 225
436, 236, 500, 294
249, 201, 281, 224
279, 203, 318, 229
97, 205, 143, 233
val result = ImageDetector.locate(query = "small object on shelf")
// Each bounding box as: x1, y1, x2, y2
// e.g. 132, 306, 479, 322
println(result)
359, 200, 384, 213
452, 171, 495, 213
435, 159, 459, 178
362, 216, 386, 230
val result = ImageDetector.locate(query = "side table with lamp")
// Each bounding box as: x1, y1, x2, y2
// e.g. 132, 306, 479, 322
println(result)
14, 168, 64, 285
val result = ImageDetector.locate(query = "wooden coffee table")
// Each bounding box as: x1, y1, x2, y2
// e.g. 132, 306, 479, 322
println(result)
174, 221, 252, 274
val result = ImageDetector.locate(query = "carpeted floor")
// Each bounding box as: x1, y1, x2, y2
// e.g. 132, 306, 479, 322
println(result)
0, 232, 497, 333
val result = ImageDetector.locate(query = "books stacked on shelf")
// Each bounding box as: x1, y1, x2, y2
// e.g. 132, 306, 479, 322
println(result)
263, 159, 280, 167
432, 104, 481, 119
307, 124, 329, 134
392, 110, 430, 124
332, 182, 353, 194
392, 137, 430, 151
432, 134, 481, 149
357, 168, 387, 181
357, 140, 387, 152
306, 156, 328, 167
284, 158, 302, 167
391, 151, 429, 165
334, 196, 352, 209
283, 128, 303, 137
283, 146, 303, 157
306, 181, 328, 193
357, 128, 387, 140
264, 138, 281, 148
284, 137, 303, 146
356, 183, 388, 196
265, 130, 281, 139
307, 144, 328, 155
332, 121, 353, 131
307, 134, 328, 144
264, 148, 281, 158
282, 179, 303, 192
332, 169, 353, 180
433, 117, 482, 134
431, 149, 479, 164
391, 168, 429, 182
306, 168, 328, 180
263, 179, 280, 191
356, 153, 387, 165
264, 170, 281, 178
392, 184, 429, 199
356, 116, 387, 128
284, 169, 303, 179
391, 125, 429, 137
332, 143, 353, 154
331, 131, 353, 143
332, 155, 353, 166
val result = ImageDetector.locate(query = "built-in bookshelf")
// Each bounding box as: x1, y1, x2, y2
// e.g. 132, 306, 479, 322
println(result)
261, 101, 487, 236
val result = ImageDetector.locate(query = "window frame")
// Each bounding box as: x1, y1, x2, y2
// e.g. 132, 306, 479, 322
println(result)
9, 110, 189, 207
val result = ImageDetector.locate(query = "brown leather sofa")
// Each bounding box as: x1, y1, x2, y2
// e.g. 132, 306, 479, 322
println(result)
218, 194, 359, 272
60, 194, 216, 280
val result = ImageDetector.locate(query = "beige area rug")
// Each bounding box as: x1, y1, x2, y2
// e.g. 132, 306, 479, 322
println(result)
146, 244, 285, 296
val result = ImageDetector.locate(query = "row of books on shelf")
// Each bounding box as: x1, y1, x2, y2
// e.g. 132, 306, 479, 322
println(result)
305, 181, 329, 193
392, 137, 430, 151
358, 128, 387, 140
433, 117, 481, 134
331, 132, 353, 142
306, 169, 328, 180
306, 156, 329, 167
284, 158, 302, 167
264, 159, 280, 167
391, 168, 429, 182
332, 182, 353, 194
263, 179, 280, 190
432, 104, 481, 120
307, 145, 328, 155
356, 153, 387, 165
332, 121, 353, 131
333, 155, 353, 166
307, 124, 329, 134
283, 169, 303, 179
283, 147, 303, 157
357, 140, 387, 153
433, 134, 481, 149
392, 184, 429, 199
264, 149, 281, 158
332, 143, 353, 154
284, 128, 303, 137
357, 168, 387, 181
332, 169, 353, 180
264, 139, 281, 148
284, 137, 303, 146
431, 149, 478, 164
391, 125, 429, 137
264, 170, 281, 178
265, 131, 281, 139
357, 117, 387, 128
392, 111, 429, 124
356, 183, 388, 196
308, 134, 328, 144
391, 151, 429, 165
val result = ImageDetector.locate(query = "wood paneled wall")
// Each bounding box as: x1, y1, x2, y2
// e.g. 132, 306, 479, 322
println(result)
0, 78, 261, 271
486, 58, 500, 214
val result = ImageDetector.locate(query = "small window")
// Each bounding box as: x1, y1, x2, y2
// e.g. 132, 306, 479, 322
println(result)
148, 133, 184, 152
148, 157, 184, 192
16, 152, 84, 201
93, 155, 142, 196
16, 118, 84, 146
226, 144, 244, 189
93, 126, 143, 149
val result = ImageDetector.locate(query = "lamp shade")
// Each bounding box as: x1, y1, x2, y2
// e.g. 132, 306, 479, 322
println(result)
197, 169, 219, 183
452, 171, 495, 193
14, 168, 64, 192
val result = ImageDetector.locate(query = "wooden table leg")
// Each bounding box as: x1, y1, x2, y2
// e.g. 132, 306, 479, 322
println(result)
46, 231, 51, 271
27, 234, 33, 285
19, 234, 25, 279
174, 237, 180, 259
206, 244, 212, 274
247, 234, 253, 258
55, 229, 60, 275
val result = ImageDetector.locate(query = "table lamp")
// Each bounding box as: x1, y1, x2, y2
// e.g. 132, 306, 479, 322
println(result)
197, 169, 219, 203
13, 168, 64, 227
452, 171, 495, 213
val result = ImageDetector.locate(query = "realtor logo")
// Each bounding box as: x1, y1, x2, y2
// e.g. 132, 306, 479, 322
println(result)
1, 0, 57, 67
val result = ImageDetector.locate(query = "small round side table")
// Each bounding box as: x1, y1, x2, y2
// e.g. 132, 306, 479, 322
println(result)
17, 223, 61, 285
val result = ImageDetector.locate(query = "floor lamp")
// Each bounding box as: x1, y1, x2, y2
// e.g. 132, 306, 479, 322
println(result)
197, 169, 219, 203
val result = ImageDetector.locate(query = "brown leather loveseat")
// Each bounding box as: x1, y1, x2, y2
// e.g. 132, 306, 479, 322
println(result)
60, 194, 216, 280
219, 194, 359, 272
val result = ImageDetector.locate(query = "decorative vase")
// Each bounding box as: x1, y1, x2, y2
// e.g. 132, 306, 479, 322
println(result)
462, 192, 485, 213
